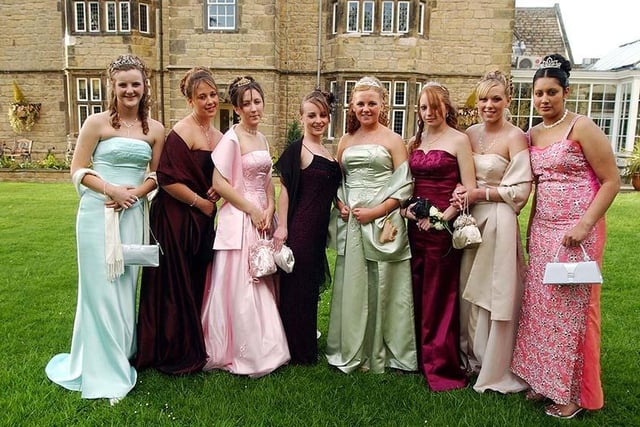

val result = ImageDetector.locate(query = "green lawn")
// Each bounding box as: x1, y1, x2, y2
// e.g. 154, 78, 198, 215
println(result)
0, 182, 638, 426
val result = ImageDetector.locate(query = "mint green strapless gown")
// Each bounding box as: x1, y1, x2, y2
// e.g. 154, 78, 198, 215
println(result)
46, 137, 151, 399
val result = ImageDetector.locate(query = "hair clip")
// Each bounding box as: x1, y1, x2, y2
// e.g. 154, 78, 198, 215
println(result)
538, 57, 562, 69
355, 76, 382, 89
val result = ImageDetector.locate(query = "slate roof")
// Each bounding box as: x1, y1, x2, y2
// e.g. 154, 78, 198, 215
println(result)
588, 39, 640, 71
514, 5, 573, 64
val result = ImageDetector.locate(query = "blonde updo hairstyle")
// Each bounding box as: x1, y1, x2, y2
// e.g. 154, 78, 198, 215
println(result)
346, 76, 389, 134
107, 54, 152, 135
476, 70, 512, 121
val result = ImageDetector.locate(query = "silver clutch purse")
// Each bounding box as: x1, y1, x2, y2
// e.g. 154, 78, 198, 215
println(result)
543, 244, 602, 285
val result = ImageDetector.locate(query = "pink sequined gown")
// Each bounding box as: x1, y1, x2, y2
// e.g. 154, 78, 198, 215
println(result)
511, 116, 605, 410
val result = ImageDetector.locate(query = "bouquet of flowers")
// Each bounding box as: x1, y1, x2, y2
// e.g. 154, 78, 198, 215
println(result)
409, 197, 451, 233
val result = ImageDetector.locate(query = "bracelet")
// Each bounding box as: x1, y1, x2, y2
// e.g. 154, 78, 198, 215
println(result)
485, 188, 490, 201
189, 193, 199, 207
103, 181, 108, 197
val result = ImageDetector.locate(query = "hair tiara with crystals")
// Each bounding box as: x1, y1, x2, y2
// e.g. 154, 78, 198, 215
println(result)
108, 55, 145, 74
355, 76, 382, 89
538, 57, 562, 69
422, 81, 449, 94
235, 77, 253, 87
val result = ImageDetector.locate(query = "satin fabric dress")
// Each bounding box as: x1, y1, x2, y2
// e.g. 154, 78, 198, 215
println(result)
459, 150, 531, 393
134, 131, 214, 374
408, 149, 467, 391
201, 127, 290, 377
275, 140, 341, 364
46, 137, 150, 399
512, 116, 605, 410
326, 144, 417, 374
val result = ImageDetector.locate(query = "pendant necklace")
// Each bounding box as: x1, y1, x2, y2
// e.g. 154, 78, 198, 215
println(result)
192, 113, 213, 144
121, 117, 138, 137
478, 120, 506, 154
542, 109, 569, 129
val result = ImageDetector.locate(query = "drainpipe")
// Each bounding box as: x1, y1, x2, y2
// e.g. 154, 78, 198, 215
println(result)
316, 0, 322, 88
157, 2, 165, 125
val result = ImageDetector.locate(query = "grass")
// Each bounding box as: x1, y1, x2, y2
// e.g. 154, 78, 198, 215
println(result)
0, 182, 638, 426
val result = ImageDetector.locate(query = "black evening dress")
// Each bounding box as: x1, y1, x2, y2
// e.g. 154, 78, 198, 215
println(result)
275, 140, 341, 364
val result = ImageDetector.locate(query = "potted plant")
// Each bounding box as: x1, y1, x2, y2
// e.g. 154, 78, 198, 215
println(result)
623, 142, 640, 191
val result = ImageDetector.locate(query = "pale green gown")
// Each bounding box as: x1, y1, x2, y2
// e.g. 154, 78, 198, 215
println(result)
326, 144, 417, 373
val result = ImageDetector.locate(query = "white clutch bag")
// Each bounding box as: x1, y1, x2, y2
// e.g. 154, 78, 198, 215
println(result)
273, 244, 295, 273
543, 244, 602, 285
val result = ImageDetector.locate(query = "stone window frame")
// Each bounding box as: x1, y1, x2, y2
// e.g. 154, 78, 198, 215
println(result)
75, 77, 104, 131
70, 1, 154, 36
206, 0, 237, 31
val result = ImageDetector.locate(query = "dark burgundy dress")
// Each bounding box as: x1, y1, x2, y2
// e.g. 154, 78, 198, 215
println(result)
275, 142, 341, 364
408, 149, 467, 391
134, 131, 215, 374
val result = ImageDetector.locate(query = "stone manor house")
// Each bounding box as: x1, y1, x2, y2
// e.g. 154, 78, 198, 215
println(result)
1, 0, 513, 159
2, 1, 638, 162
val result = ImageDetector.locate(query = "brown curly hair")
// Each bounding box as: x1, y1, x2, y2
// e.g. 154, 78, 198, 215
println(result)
107, 54, 152, 135
410, 82, 458, 153
345, 76, 389, 135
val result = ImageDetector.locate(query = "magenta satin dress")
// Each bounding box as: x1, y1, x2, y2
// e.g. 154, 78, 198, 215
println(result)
408, 149, 467, 391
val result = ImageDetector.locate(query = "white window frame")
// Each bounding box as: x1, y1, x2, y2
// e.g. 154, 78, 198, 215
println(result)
106, 2, 117, 32
77, 77, 103, 130
362, 1, 375, 33
392, 110, 406, 137
332, 2, 338, 34
381, 1, 394, 33
418, 2, 425, 35
344, 80, 357, 106
381, 81, 392, 99
346, 1, 359, 33
139, 3, 150, 34
394, 81, 407, 106
89, 2, 100, 32
397, 1, 410, 33
119, 1, 131, 32
74, 2, 86, 32
207, 0, 237, 31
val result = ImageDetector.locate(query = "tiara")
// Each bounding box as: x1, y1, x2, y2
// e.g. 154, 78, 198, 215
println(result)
538, 57, 561, 69
422, 81, 449, 94
108, 55, 144, 74
236, 77, 252, 87
355, 77, 382, 89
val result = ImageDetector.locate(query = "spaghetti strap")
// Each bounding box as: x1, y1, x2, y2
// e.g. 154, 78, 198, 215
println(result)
562, 114, 582, 141
302, 144, 314, 154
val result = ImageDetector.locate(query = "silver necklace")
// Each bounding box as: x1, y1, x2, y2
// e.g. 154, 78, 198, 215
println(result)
121, 117, 138, 136
192, 113, 214, 144
240, 123, 258, 136
542, 109, 568, 129
478, 121, 506, 154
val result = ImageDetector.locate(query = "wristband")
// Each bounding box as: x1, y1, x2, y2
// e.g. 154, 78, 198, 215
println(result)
485, 188, 490, 201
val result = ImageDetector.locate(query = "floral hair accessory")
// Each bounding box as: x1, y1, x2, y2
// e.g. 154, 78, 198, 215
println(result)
355, 76, 382, 89
539, 57, 562, 69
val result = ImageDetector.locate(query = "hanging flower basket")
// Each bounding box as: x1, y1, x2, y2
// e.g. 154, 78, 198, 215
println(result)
8, 102, 41, 133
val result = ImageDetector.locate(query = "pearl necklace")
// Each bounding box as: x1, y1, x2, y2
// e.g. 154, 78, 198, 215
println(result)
478, 121, 506, 154
240, 123, 258, 136
542, 109, 569, 129
120, 117, 138, 136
